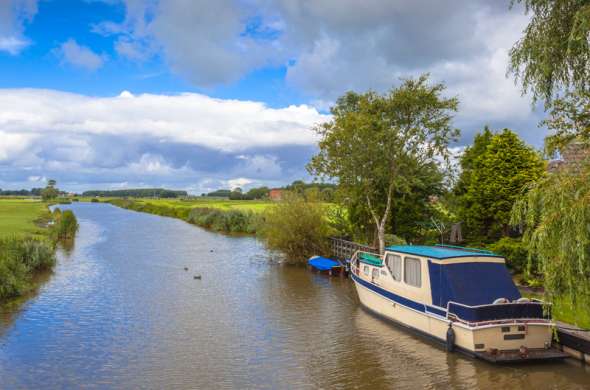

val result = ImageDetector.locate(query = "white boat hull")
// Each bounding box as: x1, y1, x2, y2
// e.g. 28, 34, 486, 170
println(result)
352, 273, 554, 357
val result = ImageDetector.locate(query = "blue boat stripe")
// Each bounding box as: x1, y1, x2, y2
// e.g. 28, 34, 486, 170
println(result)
425, 306, 447, 317
351, 273, 447, 317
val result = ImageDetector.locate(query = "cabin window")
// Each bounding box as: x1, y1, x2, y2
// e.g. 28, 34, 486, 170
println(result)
404, 257, 421, 287
371, 268, 379, 280
385, 254, 402, 281
363, 265, 370, 276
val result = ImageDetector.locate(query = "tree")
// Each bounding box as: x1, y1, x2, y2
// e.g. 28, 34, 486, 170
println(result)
542, 89, 590, 155
511, 161, 590, 314
259, 191, 333, 263
41, 179, 58, 201
457, 129, 545, 241
509, 0, 590, 103
453, 126, 494, 198
308, 75, 459, 253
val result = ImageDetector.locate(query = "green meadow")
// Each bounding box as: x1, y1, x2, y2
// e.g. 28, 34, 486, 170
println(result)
0, 198, 50, 238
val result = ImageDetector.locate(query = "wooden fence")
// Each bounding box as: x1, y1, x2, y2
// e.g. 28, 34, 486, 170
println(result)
329, 237, 378, 261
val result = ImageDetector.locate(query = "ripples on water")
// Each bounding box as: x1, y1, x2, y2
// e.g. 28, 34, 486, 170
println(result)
0, 203, 589, 389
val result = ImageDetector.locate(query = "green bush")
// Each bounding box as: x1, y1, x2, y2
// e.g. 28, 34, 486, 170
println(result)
50, 209, 78, 240
487, 237, 530, 274
186, 208, 258, 233
90, 198, 99, 203
258, 192, 333, 263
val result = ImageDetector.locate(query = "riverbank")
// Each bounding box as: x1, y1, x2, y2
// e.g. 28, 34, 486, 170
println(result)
0, 198, 77, 303
100, 197, 267, 234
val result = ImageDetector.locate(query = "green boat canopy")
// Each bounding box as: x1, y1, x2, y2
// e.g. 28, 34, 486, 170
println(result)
359, 252, 383, 267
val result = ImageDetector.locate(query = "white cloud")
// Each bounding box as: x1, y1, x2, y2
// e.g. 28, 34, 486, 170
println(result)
227, 177, 253, 190
0, 89, 324, 192
0, 88, 327, 152
0, 0, 38, 55
0, 36, 29, 55
0, 131, 37, 161
56, 39, 105, 71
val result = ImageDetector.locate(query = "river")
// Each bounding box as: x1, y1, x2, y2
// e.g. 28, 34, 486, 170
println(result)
0, 203, 589, 389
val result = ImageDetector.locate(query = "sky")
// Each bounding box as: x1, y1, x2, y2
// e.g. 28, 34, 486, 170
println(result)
0, 0, 546, 194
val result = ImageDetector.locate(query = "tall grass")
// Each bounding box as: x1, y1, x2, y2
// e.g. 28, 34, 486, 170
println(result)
108, 198, 260, 234
50, 208, 79, 240
0, 207, 78, 302
0, 237, 55, 300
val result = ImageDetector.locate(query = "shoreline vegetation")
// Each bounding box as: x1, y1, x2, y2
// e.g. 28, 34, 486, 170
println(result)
0, 199, 78, 303
105, 198, 264, 234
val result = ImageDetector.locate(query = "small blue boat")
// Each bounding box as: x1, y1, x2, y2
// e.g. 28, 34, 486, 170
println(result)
308, 256, 344, 275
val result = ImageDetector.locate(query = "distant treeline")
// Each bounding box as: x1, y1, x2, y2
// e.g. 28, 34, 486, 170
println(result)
204, 180, 336, 201
0, 188, 43, 196
82, 188, 188, 198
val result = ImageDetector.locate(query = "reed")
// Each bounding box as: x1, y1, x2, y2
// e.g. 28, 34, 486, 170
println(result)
0, 236, 56, 301
108, 198, 260, 234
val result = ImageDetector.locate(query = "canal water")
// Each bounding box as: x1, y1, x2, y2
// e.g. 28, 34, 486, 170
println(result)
1, 203, 589, 389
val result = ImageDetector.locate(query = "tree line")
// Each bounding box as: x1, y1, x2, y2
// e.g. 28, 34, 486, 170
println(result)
204, 181, 336, 202
82, 188, 188, 198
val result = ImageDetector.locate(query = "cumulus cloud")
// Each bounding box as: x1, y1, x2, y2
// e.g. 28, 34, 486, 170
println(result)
56, 39, 106, 71
0, 88, 326, 151
0, 0, 37, 54
96, 0, 544, 146
0, 89, 326, 192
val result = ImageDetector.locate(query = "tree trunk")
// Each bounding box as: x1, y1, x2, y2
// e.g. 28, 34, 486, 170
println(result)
377, 223, 386, 255
367, 180, 395, 255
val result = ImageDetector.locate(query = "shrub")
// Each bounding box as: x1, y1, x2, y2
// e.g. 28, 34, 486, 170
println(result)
487, 237, 530, 274
50, 210, 78, 240
258, 192, 333, 263
91, 198, 99, 203
187, 208, 257, 233
0, 236, 56, 301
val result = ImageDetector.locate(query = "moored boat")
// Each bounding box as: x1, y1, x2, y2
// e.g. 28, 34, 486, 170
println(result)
308, 255, 344, 276
350, 244, 568, 362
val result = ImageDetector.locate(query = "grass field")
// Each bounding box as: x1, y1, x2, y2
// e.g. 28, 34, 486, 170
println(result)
80, 196, 273, 212
0, 198, 50, 238
129, 197, 272, 212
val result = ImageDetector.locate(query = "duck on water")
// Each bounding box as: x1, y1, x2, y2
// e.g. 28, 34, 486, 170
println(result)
349, 244, 568, 363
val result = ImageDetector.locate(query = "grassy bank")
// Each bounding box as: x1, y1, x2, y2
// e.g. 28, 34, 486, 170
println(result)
0, 198, 78, 302
0, 199, 50, 238
105, 198, 264, 234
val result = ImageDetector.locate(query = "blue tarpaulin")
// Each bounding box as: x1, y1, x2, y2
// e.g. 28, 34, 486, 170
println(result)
428, 261, 521, 308
308, 256, 339, 271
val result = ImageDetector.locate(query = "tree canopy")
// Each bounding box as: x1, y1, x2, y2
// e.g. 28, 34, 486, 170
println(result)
542, 89, 590, 155
308, 75, 458, 253
455, 129, 545, 242
509, 0, 590, 103
512, 161, 590, 311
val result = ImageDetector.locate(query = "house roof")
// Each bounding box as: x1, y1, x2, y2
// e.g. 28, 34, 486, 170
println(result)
385, 245, 502, 260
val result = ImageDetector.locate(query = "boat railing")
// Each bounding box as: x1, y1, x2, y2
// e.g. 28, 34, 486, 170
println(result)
446, 299, 551, 325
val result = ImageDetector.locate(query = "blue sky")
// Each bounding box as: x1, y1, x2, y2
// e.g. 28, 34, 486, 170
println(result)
0, 0, 545, 193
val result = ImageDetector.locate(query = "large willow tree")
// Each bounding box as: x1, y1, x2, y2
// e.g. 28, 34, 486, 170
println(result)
511, 163, 590, 306
308, 75, 458, 254
509, 0, 590, 103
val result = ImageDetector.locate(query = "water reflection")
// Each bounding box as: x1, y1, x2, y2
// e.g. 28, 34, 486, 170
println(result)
0, 203, 588, 389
